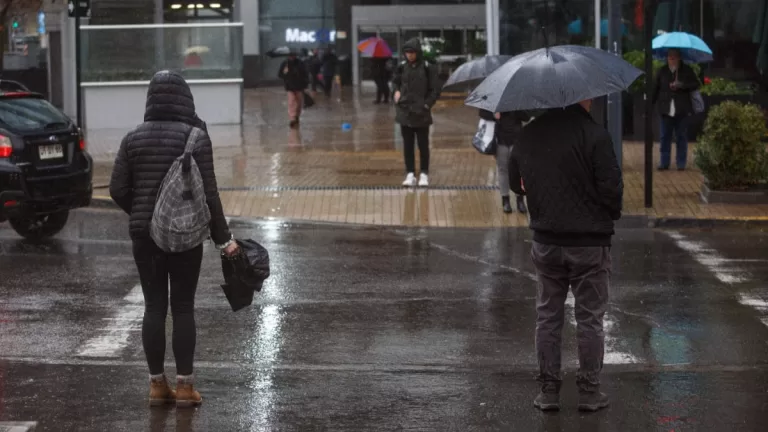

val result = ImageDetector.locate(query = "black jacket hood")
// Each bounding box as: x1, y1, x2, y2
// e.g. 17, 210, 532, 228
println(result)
403, 38, 423, 59
144, 70, 197, 124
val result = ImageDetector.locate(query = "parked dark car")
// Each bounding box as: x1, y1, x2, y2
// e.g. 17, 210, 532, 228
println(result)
0, 80, 92, 240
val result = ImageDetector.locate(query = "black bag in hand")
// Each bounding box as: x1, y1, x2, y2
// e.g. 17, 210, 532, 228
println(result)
220, 239, 270, 312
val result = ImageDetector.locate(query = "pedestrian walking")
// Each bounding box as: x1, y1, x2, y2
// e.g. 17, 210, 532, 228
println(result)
652, 48, 700, 171
109, 70, 239, 407
392, 38, 439, 187
320, 47, 338, 99
372, 57, 392, 104
478, 109, 529, 213
278, 52, 309, 128
509, 100, 623, 412
308, 48, 323, 95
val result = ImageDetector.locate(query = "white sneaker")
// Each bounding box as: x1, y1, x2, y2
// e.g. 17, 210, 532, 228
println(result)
418, 173, 429, 187
402, 173, 416, 187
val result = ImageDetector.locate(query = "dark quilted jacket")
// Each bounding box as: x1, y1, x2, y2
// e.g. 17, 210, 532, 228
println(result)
109, 70, 231, 245
509, 105, 623, 247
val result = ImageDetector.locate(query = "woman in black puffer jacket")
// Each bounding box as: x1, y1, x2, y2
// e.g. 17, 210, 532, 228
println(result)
109, 70, 239, 407
479, 109, 530, 213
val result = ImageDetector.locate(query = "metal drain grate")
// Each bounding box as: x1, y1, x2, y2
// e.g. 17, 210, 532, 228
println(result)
220, 185, 499, 192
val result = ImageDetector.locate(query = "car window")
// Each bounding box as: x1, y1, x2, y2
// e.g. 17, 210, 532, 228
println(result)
0, 97, 70, 132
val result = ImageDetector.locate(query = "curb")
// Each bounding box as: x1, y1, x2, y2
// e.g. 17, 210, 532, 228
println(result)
88, 197, 768, 229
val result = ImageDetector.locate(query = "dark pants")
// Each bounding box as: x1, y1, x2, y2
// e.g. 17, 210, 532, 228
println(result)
659, 114, 689, 169
322, 75, 334, 97
531, 242, 611, 393
311, 72, 322, 92
133, 239, 203, 376
374, 77, 390, 102
401, 125, 430, 174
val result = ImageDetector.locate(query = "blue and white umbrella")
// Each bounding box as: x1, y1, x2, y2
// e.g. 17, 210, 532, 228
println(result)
652, 32, 713, 63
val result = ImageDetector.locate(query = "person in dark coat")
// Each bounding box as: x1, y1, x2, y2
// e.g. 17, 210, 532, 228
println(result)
320, 47, 338, 98
392, 38, 439, 187
307, 48, 323, 94
479, 109, 530, 213
371, 56, 392, 104
278, 53, 309, 128
109, 70, 239, 407
509, 100, 623, 413
652, 48, 700, 171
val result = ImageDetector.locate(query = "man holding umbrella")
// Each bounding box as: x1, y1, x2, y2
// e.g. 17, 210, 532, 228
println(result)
466, 44, 640, 412
651, 31, 711, 171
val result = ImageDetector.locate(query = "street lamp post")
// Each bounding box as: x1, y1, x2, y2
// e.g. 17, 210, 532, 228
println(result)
643, 0, 657, 208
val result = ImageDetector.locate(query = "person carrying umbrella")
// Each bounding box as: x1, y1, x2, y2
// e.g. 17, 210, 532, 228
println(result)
393, 38, 439, 187
467, 44, 640, 412
278, 51, 309, 129
652, 46, 703, 171
478, 109, 529, 213
359, 37, 395, 104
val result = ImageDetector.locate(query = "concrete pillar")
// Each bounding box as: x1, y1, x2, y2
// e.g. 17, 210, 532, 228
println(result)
485, 0, 499, 55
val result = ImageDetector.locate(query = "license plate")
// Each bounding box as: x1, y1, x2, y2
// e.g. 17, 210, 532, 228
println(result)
39, 144, 64, 160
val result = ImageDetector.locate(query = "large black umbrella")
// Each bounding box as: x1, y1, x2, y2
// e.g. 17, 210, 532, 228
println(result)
442, 55, 513, 92
465, 45, 642, 112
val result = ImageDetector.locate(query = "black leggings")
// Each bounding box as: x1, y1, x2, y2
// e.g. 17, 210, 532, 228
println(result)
401, 125, 430, 174
133, 239, 203, 376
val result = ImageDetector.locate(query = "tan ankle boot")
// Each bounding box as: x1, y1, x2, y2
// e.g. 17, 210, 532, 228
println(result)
149, 374, 176, 406
176, 375, 202, 408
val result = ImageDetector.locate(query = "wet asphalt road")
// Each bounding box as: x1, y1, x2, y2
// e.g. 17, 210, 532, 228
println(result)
1, 210, 768, 431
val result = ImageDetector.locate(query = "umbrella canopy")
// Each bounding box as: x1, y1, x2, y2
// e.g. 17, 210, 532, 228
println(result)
465, 45, 642, 112
652, 32, 713, 63
442, 55, 513, 91
184, 46, 210, 56
357, 37, 393, 58
266, 46, 298, 58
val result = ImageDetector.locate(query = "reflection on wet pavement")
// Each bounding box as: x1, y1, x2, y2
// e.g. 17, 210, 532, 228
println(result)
1, 210, 768, 430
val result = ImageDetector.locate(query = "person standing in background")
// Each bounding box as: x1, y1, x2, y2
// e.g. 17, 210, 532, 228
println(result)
392, 38, 439, 188
479, 109, 529, 213
278, 52, 309, 129
320, 47, 338, 99
652, 48, 700, 171
372, 56, 392, 104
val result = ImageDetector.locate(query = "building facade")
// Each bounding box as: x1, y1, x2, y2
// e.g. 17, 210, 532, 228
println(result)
54, 0, 768, 89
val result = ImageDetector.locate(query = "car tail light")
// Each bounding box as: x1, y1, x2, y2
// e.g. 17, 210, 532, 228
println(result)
3, 200, 18, 207
78, 129, 86, 151
0, 135, 11, 158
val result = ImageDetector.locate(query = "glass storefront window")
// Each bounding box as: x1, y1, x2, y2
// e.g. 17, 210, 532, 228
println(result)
81, 24, 243, 82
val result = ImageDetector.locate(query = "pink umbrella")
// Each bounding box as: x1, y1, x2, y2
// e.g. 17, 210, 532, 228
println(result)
357, 37, 393, 58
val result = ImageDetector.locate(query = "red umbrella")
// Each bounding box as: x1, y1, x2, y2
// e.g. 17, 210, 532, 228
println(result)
357, 37, 393, 58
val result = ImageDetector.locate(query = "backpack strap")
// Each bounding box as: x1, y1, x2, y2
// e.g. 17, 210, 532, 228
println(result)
182, 127, 202, 174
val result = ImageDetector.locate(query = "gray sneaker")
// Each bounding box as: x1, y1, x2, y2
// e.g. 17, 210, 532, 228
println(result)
578, 392, 610, 412
533, 392, 560, 411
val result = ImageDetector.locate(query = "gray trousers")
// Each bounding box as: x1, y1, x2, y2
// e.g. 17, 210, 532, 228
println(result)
495, 144, 512, 198
531, 241, 611, 393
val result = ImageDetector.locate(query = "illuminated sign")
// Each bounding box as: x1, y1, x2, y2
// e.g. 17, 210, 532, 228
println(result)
285, 28, 336, 44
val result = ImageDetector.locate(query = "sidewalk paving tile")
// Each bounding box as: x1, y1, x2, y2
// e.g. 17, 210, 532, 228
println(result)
91, 88, 768, 227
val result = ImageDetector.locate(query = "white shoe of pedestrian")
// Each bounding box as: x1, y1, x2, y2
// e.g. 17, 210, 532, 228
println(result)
418, 173, 429, 187
402, 173, 416, 187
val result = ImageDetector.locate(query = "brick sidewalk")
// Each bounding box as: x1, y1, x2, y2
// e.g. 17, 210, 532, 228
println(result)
91, 88, 768, 227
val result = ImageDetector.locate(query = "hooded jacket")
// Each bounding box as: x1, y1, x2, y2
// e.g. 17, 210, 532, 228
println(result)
109, 70, 231, 245
392, 38, 439, 128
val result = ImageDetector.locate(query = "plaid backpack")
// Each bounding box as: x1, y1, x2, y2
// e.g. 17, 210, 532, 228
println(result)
150, 127, 211, 253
